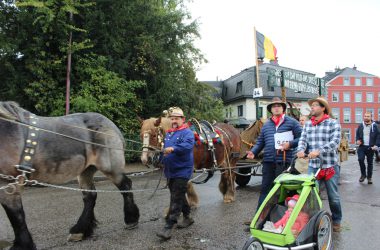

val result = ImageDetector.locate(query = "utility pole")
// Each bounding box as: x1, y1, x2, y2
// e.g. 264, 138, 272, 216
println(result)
65, 11, 73, 115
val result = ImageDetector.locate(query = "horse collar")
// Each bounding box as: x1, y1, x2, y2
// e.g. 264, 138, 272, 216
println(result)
16, 112, 39, 175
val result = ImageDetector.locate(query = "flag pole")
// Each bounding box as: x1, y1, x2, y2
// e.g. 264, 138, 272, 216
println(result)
254, 27, 260, 120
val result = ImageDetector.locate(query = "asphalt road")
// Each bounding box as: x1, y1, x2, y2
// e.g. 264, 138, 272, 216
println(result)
1, 155, 380, 250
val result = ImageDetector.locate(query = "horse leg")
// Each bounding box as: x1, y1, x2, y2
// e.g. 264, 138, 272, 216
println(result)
219, 170, 236, 203
113, 174, 140, 229
0, 191, 36, 250
68, 166, 98, 242
186, 181, 199, 208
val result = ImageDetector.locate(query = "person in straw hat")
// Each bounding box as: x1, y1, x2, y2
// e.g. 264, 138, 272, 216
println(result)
246, 97, 302, 209
156, 107, 195, 240
296, 96, 343, 232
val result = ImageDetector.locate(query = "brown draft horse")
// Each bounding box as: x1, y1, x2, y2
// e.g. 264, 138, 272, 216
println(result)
0, 102, 139, 250
140, 117, 241, 203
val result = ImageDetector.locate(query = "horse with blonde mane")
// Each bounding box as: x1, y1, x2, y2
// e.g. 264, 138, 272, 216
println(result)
140, 116, 241, 203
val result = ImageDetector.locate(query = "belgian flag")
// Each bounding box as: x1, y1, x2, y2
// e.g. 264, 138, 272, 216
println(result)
256, 30, 277, 60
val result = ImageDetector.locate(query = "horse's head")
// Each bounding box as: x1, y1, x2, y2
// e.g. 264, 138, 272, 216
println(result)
240, 118, 265, 157
0, 101, 21, 120
140, 117, 171, 166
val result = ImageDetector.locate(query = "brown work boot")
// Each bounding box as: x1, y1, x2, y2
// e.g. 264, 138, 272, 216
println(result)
368, 178, 373, 184
156, 227, 173, 240
359, 176, 366, 182
333, 223, 341, 232
177, 216, 194, 229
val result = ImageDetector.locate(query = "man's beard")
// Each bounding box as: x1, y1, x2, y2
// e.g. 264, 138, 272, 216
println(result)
172, 123, 178, 128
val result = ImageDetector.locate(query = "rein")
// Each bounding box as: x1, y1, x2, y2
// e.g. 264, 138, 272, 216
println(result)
0, 116, 145, 153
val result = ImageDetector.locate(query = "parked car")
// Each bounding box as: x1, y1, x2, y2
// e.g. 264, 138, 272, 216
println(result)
348, 144, 358, 154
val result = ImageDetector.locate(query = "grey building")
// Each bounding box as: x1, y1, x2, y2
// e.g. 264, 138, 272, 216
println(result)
204, 62, 323, 127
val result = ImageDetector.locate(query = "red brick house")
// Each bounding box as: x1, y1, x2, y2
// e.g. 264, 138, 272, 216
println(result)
324, 66, 380, 143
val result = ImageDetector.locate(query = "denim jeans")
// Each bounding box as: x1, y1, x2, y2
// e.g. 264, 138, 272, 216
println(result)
308, 165, 342, 224
357, 145, 374, 178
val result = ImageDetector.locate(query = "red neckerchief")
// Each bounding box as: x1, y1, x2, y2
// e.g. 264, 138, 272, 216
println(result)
271, 114, 284, 127
166, 123, 189, 133
311, 114, 329, 126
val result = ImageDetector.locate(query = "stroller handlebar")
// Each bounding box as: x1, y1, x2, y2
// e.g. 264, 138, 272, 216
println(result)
285, 154, 324, 176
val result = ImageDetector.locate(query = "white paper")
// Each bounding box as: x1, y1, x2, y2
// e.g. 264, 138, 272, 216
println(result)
274, 131, 294, 149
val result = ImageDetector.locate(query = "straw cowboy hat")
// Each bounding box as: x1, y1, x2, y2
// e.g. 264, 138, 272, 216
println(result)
307, 96, 331, 115
267, 97, 287, 113
168, 107, 185, 117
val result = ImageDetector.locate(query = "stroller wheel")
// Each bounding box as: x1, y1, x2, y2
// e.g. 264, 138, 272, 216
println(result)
242, 236, 264, 250
313, 211, 333, 250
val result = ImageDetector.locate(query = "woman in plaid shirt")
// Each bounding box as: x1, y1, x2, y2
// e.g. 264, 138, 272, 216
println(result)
297, 97, 342, 232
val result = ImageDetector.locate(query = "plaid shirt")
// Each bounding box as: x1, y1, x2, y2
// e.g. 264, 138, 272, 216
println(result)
297, 118, 341, 169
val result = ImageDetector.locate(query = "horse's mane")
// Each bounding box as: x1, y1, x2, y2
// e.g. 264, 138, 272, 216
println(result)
0, 101, 23, 120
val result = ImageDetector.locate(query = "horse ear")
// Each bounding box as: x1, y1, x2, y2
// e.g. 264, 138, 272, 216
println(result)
154, 117, 162, 126
137, 116, 144, 125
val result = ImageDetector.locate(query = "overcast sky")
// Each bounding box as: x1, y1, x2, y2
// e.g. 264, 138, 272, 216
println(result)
187, 0, 380, 81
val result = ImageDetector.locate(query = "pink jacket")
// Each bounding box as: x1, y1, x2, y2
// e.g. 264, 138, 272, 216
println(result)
274, 210, 309, 233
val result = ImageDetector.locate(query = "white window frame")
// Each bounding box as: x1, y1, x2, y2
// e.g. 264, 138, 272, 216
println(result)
343, 77, 350, 86
332, 108, 340, 121
366, 78, 373, 86
332, 92, 339, 102
343, 108, 351, 123
367, 92, 374, 103
355, 77, 361, 86
355, 92, 362, 102
342, 128, 351, 143
237, 105, 243, 117
367, 108, 374, 119
343, 92, 350, 102
355, 108, 363, 123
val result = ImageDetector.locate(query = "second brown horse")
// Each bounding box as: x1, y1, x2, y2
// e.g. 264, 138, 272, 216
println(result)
140, 117, 241, 203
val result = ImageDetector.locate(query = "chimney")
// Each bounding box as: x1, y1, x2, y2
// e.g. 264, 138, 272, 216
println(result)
353, 65, 357, 70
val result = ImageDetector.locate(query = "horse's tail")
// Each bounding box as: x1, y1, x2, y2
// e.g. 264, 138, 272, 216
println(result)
186, 181, 199, 208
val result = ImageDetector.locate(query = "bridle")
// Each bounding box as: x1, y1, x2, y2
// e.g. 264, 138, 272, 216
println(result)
141, 126, 165, 167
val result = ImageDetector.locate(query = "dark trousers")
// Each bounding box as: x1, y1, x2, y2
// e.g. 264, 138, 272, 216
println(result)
166, 178, 190, 228
257, 162, 289, 210
358, 145, 374, 178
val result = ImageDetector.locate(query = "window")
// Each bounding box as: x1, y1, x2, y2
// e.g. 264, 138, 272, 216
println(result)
367, 108, 374, 118
355, 77, 361, 86
378, 109, 380, 121
366, 78, 373, 86
343, 108, 351, 123
343, 92, 350, 102
343, 77, 350, 86
332, 108, 340, 121
367, 92, 374, 103
225, 108, 229, 118
332, 92, 339, 102
355, 108, 363, 123
355, 92, 362, 102
223, 87, 228, 96
342, 129, 351, 143
237, 105, 243, 117
236, 81, 242, 94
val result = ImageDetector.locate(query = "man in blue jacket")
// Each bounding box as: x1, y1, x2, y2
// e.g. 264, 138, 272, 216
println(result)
356, 112, 379, 184
246, 97, 302, 209
156, 107, 195, 240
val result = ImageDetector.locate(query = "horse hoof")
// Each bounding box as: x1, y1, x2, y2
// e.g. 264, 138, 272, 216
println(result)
67, 233, 84, 242
125, 222, 138, 230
